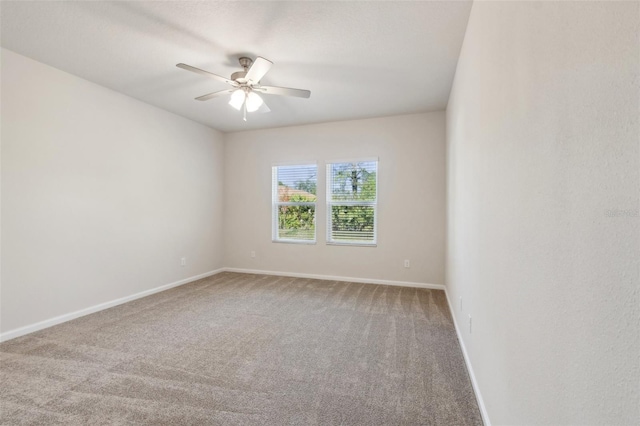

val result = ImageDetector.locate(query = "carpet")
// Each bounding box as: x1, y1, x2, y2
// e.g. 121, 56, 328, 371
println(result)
0, 272, 482, 425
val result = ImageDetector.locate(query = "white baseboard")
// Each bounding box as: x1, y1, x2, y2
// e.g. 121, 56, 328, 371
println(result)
444, 288, 491, 426
223, 267, 445, 290
0, 268, 225, 343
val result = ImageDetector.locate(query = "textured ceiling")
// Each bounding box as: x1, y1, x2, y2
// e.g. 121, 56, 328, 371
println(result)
0, 1, 472, 133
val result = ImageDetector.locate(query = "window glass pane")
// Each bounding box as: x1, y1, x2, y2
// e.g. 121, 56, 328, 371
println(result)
278, 205, 316, 241
277, 165, 317, 202
330, 205, 375, 242
329, 161, 377, 202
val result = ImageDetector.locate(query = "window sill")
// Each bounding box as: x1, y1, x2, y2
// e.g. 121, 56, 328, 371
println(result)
326, 242, 377, 247
272, 239, 317, 245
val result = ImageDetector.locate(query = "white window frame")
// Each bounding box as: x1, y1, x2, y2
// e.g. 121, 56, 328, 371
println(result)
272, 163, 317, 244
326, 158, 378, 246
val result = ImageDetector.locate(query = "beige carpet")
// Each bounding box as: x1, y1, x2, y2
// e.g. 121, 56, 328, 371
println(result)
0, 272, 482, 425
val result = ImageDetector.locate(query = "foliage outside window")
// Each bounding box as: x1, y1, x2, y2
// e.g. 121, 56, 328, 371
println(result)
272, 164, 317, 243
326, 160, 378, 245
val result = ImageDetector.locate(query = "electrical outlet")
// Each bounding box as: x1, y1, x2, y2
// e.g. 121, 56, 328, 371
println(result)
180, 257, 186, 267
250, 251, 256, 258
468, 315, 472, 333
459, 296, 463, 311
403, 259, 410, 268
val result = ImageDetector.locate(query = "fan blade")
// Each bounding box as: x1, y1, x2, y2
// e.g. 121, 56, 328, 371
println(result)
195, 89, 235, 101
257, 85, 311, 98
245, 57, 273, 83
176, 63, 236, 86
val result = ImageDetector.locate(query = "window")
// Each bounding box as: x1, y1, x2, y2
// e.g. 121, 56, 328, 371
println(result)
326, 160, 378, 245
272, 164, 317, 243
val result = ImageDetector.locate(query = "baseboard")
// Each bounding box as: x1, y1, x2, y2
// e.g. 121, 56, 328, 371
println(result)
444, 289, 491, 426
223, 267, 445, 290
0, 268, 225, 343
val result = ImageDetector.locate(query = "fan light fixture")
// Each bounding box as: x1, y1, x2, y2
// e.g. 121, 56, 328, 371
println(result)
229, 90, 245, 111
229, 90, 264, 114
245, 91, 264, 112
176, 56, 311, 122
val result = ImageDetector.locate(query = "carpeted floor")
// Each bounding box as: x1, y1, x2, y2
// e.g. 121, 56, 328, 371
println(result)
0, 272, 482, 425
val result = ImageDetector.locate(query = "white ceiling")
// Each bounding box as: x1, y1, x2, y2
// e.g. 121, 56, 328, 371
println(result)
0, 1, 472, 133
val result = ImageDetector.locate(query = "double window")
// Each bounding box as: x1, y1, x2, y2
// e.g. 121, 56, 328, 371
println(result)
272, 159, 377, 246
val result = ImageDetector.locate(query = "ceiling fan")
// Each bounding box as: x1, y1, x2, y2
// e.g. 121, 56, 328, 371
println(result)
176, 57, 311, 121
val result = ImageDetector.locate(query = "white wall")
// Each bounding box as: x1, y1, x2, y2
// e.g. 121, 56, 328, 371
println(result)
224, 112, 446, 285
446, 1, 639, 425
1, 49, 225, 334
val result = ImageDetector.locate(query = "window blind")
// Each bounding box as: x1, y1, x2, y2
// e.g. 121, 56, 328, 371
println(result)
326, 160, 378, 245
272, 164, 317, 242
